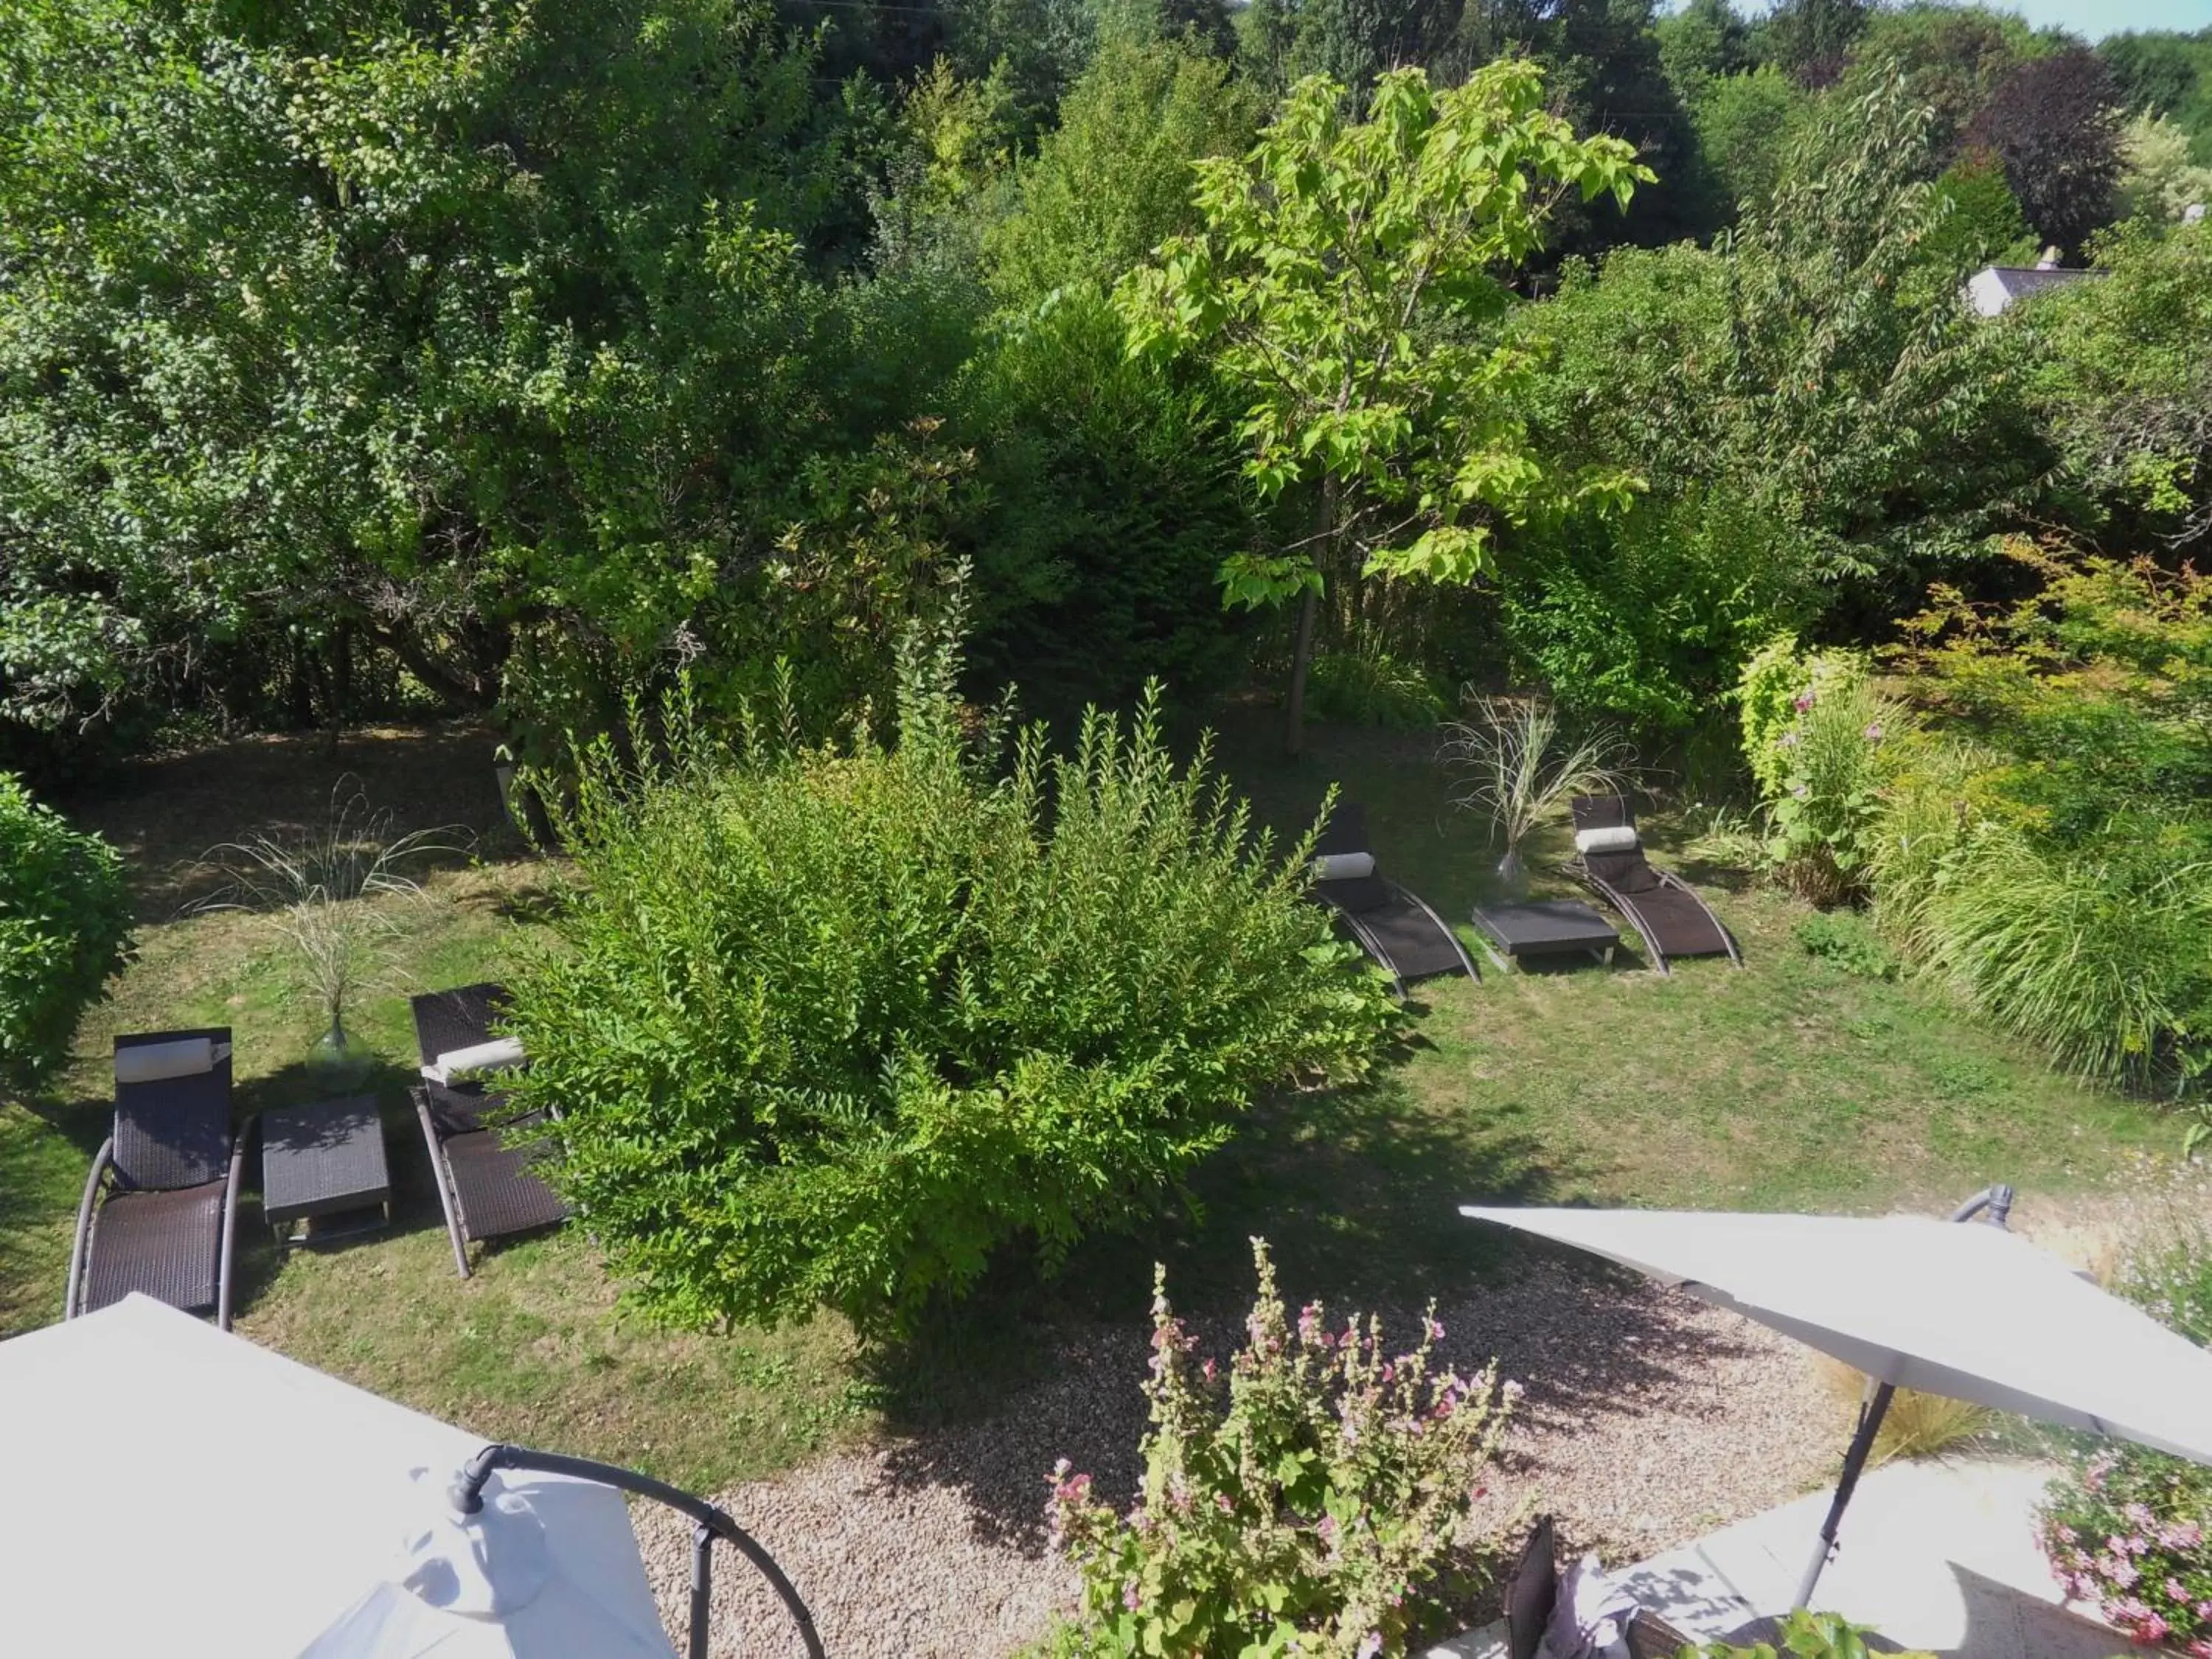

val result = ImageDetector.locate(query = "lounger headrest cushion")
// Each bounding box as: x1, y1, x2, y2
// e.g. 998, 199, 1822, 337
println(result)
422, 1036, 526, 1085
1312, 852, 1376, 882
1574, 826, 1641, 855
114, 1037, 229, 1085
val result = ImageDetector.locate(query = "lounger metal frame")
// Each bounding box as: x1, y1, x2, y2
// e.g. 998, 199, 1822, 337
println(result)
1570, 859, 1743, 976
1315, 877, 1481, 998
411, 984, 568, 1279
65, 1030, 248, 1330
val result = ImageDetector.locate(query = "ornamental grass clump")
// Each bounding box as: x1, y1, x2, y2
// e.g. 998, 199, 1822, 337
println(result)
503, 625, 1399, 1338
1048, 1239, 1514, 1658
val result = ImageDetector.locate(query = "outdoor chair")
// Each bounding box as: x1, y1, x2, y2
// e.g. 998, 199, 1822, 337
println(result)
1502, 1513, 1697, 1659
1310, 801, 1478, 998
410, 983, 568, 1278
65, 1029, 247, 1329
1568, 794, 1741, 975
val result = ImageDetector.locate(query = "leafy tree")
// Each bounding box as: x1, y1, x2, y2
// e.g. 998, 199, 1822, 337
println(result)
2028, 219, 2212, 552
1655, 0, 1754, 102
1694, 65, 1810, 216
2099, 27, 2212, 159
1239, 0, 1459, 100
0, 0, 937, 760
1509, 69, 2046, 720
1927, 147, 2038, 271
1761, 0, 1871, 87
1115, 62, 1651, 752
2118, 109, 2212, 222
983, 34, 1259, 305
1840, 3, 2043, 155
1964, 46, 2124, 254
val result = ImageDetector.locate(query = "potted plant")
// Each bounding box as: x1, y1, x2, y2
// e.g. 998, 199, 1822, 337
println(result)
196, 782, 467, 1077
1444, 695, 1627, 901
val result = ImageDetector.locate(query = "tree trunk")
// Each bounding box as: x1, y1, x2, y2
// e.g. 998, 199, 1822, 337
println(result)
1284, 482, 1335, 757
1285, 581, 1320, 757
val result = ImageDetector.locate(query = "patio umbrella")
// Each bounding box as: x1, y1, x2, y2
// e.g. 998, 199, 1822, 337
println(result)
1460, 1193, 2212, 1608
0, 1295, 675, 1659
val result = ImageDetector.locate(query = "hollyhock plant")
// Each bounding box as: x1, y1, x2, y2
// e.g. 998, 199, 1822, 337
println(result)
2041, 1446, 2212, 1654
1046, 1239, 1514, 1657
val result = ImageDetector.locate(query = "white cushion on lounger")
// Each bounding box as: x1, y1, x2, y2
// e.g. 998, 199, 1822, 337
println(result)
1573, 826, 1640, 855
1312, 852, 1376, 881
422, 1036, 526, 1085
114, 1037, 229, 1085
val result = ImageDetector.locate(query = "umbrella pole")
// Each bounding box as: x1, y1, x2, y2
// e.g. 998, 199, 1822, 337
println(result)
1792, 1380, 1896, 1610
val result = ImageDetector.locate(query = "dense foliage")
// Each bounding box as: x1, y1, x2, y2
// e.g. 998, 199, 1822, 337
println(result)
502, 628, 1399, 1334
1737, 548, 2212, 1097
0, 773, 131, 1093
1116, 60, 1649, 748
1048, 1241, 1511, 1657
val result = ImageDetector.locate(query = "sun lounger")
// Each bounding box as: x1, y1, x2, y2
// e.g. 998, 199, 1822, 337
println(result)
66, 1029, 247, 1329
1568, 795, 1741, 974
1310, 802, 1478, 997
410, 983, 567, 1277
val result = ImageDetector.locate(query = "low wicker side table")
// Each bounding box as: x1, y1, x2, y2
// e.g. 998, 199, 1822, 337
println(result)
262, 1095, 392, 1248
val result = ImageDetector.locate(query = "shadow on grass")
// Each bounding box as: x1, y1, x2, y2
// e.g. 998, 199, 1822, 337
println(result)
855, 1061, 1781, 1559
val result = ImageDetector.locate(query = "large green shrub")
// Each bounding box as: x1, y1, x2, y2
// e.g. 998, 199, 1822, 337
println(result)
1047, 1240, 1512, 1658
0, 773, 131, 1093
504, 632, 1399, 1335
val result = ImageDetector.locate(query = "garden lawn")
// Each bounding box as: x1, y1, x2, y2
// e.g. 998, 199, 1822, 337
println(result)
0, 717, 2183, 1487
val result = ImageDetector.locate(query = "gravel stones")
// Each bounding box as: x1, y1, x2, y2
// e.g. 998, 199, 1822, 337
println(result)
635, 1259, 1841, 1657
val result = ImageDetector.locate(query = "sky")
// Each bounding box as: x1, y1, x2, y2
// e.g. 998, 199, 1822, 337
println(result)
1711, 0, 2212, 42
2001, 0, 2212, 38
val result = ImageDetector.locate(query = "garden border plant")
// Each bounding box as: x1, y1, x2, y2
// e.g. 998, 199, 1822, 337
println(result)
1046, 1237, 1514, 1658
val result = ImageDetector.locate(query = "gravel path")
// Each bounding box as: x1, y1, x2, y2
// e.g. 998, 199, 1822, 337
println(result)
633, 1260, 1842, 1658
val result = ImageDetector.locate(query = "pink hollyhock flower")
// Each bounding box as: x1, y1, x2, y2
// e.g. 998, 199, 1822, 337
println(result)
1122, 1583, 1141, 1612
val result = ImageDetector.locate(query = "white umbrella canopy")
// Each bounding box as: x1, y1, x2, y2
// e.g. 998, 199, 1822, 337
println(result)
1458, 1204, 2212, 1462
0, 1295, 675, 1659
1461, 1201, 2212, 1610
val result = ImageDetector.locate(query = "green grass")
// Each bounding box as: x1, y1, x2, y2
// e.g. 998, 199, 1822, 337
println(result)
0, 714, 2185, 1491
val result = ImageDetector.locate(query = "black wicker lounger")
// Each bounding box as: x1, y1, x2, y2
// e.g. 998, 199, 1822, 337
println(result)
1568, 795, 1741, 975
411, 983, 568, 1277
66, 1029, 247, 1329
1310, 802, 1478, 998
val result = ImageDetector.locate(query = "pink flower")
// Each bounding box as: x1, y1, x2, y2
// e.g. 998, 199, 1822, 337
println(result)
1122, 1582, 1141, 1612
1863, 722, 1885, 742
1214, 1492, 1233, 1514
1795, 691, 1816, 712
1357, 1635, 1382, 1659
1424, 1315, 1445, 1342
